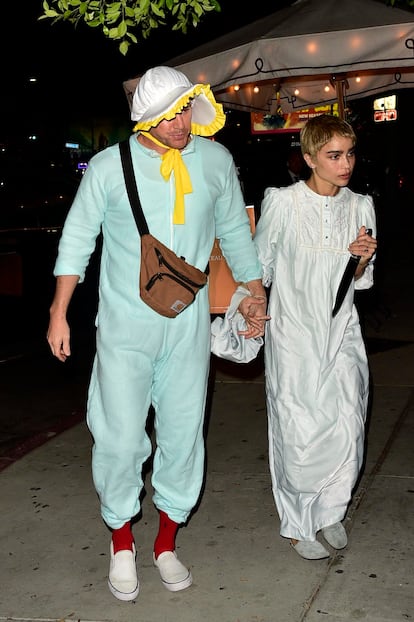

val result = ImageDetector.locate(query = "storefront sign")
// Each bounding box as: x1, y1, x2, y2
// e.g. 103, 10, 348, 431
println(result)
251, 104, 339, 134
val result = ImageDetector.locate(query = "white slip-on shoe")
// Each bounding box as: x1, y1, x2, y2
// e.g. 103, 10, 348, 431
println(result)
290, 539, 330, 560
153, 551, 193, 592
108, 541, 139, 601
322, 522, 348, 549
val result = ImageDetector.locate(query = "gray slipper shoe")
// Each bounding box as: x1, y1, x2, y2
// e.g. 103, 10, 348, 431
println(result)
321, 522, 348, 549
290, 539, 330, 560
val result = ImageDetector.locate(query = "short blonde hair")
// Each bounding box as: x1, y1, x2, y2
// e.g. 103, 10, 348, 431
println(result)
300, 114, 356, 158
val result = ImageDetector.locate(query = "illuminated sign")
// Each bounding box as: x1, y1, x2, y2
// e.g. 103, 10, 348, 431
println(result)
251, 104, 339, 134
374, 110, 397, 122
373, 95, 397, 122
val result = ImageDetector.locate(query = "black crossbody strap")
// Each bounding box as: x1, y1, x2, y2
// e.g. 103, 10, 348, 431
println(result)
119, 139, 210, 277
119, 139, 149, 236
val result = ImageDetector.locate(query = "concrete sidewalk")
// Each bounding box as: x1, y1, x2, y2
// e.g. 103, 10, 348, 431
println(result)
0, 325, 413, 622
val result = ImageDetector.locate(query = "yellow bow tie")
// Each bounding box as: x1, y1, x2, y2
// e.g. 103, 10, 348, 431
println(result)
140, 132, 192, 224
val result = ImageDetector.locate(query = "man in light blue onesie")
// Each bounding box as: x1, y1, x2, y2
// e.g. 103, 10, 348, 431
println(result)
47, 66, 267, 601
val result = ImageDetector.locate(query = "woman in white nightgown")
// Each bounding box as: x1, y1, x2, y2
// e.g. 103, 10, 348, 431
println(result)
253, 115, 378, 559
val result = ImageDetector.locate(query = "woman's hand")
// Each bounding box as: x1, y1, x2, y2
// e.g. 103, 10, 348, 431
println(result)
349, 226, 377, 263
349, 226, 377, 278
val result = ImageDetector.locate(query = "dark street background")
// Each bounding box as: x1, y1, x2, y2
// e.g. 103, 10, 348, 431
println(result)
1, 0, 414, 469
1, 185, 413, 471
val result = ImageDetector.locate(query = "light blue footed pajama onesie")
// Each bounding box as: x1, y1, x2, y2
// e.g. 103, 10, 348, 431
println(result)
54, 133, 262, 529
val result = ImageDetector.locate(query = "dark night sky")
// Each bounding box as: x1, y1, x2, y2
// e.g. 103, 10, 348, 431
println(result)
1, 1, 293, 126
3, 0, 413, 172
2, 2, 414, 213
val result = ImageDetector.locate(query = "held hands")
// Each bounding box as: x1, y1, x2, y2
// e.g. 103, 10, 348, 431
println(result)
238, 288, 270, 339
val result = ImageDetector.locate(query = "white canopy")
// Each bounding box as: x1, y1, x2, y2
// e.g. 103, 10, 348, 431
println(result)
161, 0, 414, 116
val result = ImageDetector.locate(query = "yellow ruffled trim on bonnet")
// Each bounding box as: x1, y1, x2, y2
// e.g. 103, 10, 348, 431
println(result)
133, 84, 225, 137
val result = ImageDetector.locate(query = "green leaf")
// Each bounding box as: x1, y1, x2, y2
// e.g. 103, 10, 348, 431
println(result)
118, 19, 127, 35
41, 8, 60, 17
108, 25, 121, 37
39, 0, 222, 54
150, 2, 165, 17
119, 39, 129, 54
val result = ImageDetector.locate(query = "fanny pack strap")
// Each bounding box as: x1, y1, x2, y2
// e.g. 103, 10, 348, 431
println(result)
119, 138, 209, 276
119, 139, 149, 237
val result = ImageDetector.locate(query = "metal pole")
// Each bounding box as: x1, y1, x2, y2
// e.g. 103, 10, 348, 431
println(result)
335, 80, 345, 119
330, 75, 349, 119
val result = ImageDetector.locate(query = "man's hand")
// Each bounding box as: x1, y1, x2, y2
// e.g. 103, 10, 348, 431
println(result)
46, 274, 79, 362
47, 315, 71, 362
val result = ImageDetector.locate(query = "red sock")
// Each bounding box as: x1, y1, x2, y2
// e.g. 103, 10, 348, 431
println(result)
154, 510, 179, 559
112, 521, 134, 553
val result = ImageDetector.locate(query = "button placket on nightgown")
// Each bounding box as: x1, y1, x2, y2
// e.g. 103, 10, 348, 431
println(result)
322, 197, 332, 249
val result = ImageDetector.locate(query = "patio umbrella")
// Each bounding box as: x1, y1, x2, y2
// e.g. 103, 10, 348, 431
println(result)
147, 0, 414, 118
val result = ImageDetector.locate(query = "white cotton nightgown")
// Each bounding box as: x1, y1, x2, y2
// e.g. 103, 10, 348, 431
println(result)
254, 181, 376, 541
